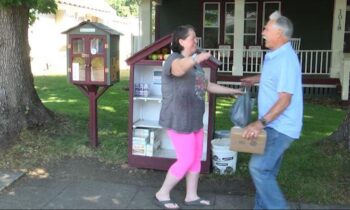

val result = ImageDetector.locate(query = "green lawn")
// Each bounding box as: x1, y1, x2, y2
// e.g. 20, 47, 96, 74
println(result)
214, 96, 349, 204
1, 70, 348, 204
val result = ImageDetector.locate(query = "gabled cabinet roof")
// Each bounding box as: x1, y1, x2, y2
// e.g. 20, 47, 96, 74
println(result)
62, 20, 123, 35
126, 34, 220, 69
126, 34, 171, 65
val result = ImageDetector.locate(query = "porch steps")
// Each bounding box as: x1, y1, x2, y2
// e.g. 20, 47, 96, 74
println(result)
301, 76, 340, 99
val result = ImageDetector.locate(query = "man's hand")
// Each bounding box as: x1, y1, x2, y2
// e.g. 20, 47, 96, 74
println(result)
242, 120, 264, 139
240, 75, 260, 86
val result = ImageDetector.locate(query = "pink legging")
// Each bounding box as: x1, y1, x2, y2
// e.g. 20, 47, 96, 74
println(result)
167, 128, 204, 180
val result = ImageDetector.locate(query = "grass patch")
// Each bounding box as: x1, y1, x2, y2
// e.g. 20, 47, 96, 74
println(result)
0, 70, 349, 204
0, 71, 130, 169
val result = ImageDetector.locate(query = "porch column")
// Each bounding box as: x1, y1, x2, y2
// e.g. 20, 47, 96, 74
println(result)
233, 0, 245, 76
341, 60, 350, 101
139, 0, 152, 49
330, 0, 347, 78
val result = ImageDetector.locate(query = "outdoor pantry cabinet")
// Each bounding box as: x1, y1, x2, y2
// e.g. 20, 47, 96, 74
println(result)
63, 20, 122, 86
126, 35, 219, 173
62, 21, 122, 147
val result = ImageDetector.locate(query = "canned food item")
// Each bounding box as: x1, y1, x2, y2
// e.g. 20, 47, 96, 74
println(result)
142, 83, 149, 97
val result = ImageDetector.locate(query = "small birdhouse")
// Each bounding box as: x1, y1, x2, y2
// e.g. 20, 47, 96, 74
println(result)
63, 20, 122, 85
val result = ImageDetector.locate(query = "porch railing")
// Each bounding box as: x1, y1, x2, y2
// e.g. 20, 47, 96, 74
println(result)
206, 48, 334, 76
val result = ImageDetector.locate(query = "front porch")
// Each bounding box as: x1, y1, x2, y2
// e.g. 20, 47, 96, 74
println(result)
134, 0, 350, 103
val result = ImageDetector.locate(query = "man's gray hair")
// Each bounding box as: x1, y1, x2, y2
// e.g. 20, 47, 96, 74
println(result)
269, 11, 293, 39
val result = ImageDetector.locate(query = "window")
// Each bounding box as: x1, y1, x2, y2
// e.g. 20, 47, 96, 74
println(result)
344, 6, 350, 52
203, 0, 281, 48
262, 2, 281, 43
244, 2, 258, 46
224, 2, 258, 47
224, 3, 234, 45
262, 2, 281, 28
203, 3, 220, 48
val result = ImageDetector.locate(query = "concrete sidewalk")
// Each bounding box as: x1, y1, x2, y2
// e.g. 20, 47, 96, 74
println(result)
0, 158, 349, 209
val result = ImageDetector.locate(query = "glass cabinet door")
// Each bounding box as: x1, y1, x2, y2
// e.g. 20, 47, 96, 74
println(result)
72, 56, 86, 81
90, 37, 104, 55
71, 37, 86, 81
89, 37, 105, 82
70, 36, 106, 83
72, 38, 84, 54
91, 57, 104, 82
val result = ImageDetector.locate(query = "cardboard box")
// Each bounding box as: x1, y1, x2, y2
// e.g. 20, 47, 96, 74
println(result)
229, 127, 266, 154
133, 129, 161, 156
132, 137, 148, 155
145, 138, 161, 156
134, 128, 151, 138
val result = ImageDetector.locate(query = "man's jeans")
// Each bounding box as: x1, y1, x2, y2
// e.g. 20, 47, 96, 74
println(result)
249, 127, 294, 209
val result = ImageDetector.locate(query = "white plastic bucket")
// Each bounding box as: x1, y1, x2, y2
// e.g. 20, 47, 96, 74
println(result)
211, 138, 237, 175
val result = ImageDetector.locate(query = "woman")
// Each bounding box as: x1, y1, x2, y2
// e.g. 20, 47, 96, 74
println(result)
154, 25, 242, 209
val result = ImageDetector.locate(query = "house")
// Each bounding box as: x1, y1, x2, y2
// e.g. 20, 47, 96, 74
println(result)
135, 0, 350, 104
29, 0, 139, 75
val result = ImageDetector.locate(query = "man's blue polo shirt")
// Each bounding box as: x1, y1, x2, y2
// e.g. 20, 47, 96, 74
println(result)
258, 42, 303, 139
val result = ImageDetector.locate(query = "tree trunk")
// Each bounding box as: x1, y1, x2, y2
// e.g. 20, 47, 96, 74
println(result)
327, 108, 350, 150
0, 6, 54, 144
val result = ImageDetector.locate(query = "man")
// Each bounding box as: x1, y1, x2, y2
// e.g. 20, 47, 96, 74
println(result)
241, 11, 303, 209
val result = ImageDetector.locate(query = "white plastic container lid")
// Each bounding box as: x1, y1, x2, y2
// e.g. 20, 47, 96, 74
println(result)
211, 138, 230, 148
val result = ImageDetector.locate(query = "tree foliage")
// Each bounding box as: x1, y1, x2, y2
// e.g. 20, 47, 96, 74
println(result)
0, 0, 57, 24
0, 0, 56, 12
107, 0, 140, 17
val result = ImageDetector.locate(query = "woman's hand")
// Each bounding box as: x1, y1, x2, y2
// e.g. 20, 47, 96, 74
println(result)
193, 52, 211, 64
240, 75, 260, 86
231, 88, 244, 97
206, 83, 244, 96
